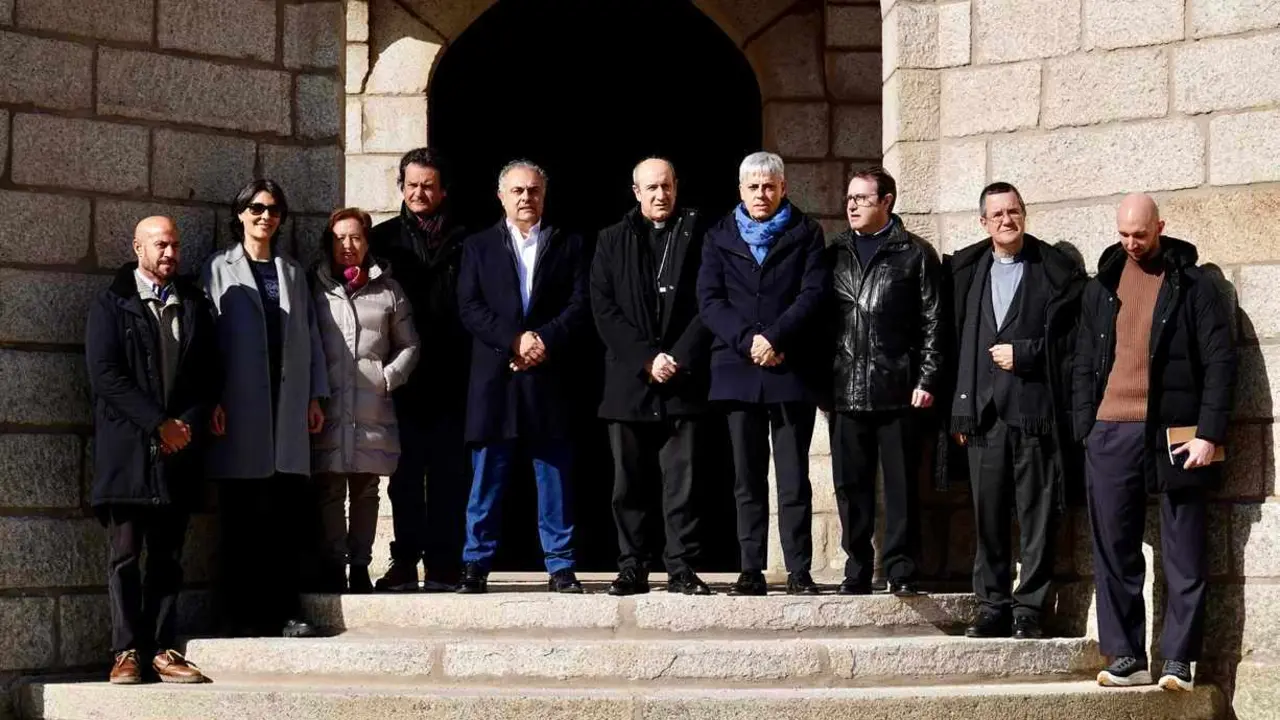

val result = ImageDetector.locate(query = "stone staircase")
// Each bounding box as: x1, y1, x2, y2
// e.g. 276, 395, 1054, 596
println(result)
16, 576, 1225, 719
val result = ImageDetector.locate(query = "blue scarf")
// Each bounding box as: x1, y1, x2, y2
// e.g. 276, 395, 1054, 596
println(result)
735, 201, 792, 265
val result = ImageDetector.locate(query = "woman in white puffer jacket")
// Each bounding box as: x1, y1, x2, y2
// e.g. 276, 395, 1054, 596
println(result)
311, 207, 420, 593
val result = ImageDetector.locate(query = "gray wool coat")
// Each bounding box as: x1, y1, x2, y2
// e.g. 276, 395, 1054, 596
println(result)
311, 261, 420, 476
201, 244, 330, 480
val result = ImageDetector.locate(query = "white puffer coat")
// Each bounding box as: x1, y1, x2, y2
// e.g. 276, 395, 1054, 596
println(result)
311, 260, 420, 475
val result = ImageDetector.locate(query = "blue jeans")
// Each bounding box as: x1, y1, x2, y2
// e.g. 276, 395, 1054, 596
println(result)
462, 439, 576, 574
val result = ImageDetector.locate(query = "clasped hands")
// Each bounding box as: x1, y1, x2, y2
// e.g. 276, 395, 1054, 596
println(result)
157, 418, 192, 455
509, 331, 547, 372
750, 334, 784, 367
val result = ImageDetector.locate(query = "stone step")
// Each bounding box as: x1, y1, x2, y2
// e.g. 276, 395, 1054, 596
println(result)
300, 590, 981, 636
18, 679, 1225, 720
182, 635, 1102, 686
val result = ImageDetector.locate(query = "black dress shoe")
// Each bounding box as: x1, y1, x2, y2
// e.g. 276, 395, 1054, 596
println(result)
837, 578, 872, 595
456, 563, 488, 594
1013, 615, 1044, 639
667, 569, 713, 595
887, 578, 924, 597
728, 571, 768, 596
281, 618, 319, 638
607, 568, 650, 596
549, 569, 585, 594
965, 611, 1012, 638
786, 571, 821, 595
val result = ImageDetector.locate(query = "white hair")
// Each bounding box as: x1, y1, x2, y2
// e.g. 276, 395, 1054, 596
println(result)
738, 151, 785, 184
497, 160, 547, 191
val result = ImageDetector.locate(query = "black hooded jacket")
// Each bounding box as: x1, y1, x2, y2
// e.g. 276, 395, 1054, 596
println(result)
1071, 236, 1237, 492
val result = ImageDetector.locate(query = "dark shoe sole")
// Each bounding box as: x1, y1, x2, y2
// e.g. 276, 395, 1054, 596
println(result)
455, 585, 487, 594
786, 587, 822, 595
727, 588, 768, 596
375, 582, 421, 593
422, 580, 458, 593
837, 587, 872, 596
668, 586, 713, 595
607, 586, 650, 596
965, 627, 1012, 639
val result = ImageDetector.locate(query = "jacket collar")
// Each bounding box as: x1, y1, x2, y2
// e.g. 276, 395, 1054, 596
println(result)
625, 206, 696, 236
109, 262, 199, 302
831, 214, 913, 253
951, 234, 1079, 290
1095, 235, 1197, 288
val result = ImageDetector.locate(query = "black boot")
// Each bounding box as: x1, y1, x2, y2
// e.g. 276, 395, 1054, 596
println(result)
607, 567, 650, 596
374, 559, 421, 593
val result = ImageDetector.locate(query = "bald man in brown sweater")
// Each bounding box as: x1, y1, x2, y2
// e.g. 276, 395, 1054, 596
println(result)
1072, 194, 1236, 692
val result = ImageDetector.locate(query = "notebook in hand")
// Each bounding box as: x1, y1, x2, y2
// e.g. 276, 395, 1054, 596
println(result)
1166, 426, 1226, 465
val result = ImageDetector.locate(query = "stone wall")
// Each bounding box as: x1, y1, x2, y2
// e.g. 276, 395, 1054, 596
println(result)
881, 0, 1280, 699
0, 0, 342, 710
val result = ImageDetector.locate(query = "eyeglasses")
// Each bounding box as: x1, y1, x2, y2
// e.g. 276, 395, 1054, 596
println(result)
246, 202, 282, 218
847, 194, 882, 208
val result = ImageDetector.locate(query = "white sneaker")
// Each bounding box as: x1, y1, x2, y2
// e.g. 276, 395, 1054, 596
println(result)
1097, 656, 1153, 687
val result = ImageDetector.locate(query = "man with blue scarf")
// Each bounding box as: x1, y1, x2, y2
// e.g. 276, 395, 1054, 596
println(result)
697, 151, 832, 596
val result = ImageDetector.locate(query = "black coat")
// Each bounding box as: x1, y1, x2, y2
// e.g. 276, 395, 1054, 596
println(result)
591, 207, 712, 421
1071, 237, 1237, 493
85, 263, 221, 508
369, 207, 469, 417
457, 221, 591, 444
828, 216, 944, 413
938, 235, 1085, 494
696, 205, 831, 406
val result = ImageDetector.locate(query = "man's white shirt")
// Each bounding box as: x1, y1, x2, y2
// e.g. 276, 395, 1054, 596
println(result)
506, 219, 541, 314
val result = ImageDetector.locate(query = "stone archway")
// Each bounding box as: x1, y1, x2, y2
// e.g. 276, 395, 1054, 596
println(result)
342, 0, 883, 576
344, 0, 882, 234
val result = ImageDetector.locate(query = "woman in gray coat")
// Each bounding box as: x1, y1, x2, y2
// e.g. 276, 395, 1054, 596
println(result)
202, 179, 329, 638
312, 207, 419, 593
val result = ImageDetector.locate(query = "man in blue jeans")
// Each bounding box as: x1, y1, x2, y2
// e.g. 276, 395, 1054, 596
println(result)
455, 160, 591, 594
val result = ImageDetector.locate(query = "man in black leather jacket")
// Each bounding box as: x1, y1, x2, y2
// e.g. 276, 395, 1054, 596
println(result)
827, 167, 943, 596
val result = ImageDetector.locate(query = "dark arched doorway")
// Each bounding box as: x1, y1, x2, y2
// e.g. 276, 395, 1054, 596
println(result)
429, 0, 761, 573
429, 0, 763, 235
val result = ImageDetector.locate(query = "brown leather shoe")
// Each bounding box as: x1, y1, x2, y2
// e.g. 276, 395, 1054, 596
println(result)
152, 649, 207, 684
109, 650, 142, 685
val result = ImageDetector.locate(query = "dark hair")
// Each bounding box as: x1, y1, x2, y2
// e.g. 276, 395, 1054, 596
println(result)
397, 147, 448, 189
229, 179, 290, 241
849, 166, 897, 211
979, 181, 1025, 216
324, 207, 374, 267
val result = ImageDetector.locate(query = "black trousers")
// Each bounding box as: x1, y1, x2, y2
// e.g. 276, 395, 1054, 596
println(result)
217, 473, 307, 634
608, 418, 701, 575
1086, 421, 1207, 661
727, 402, 816, 574
830, 410, 919, 584
387, 410, 470, 583
103, 505, 189, 654
966, 416, 1056, 619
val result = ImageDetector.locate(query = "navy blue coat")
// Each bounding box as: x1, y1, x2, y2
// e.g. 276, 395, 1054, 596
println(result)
696, 205, 832, 406
457, 221, 591, 444
86, 263, 221, 509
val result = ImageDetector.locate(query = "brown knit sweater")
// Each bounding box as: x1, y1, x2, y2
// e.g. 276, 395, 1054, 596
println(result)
1097, 256, 1165, 421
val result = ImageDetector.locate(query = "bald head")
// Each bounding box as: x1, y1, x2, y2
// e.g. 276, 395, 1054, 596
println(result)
133, 216, 181, 283
1116, 194, 1164, 262
632, 158, 677, 223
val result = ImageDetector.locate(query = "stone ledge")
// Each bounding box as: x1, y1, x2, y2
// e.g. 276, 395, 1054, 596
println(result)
18, 680, 1225, 720
301, 591, 983, 635
182, 636, 1101, 684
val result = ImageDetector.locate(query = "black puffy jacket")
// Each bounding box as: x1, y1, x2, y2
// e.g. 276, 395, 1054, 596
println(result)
828, 217, 943, 413
1071, 237, 1237, 492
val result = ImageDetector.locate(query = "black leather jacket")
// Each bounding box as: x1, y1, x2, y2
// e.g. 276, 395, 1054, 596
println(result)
829, 217, 944, 412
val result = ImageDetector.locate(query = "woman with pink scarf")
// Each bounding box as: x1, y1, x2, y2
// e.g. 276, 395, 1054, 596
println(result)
311, 207, 420, 593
